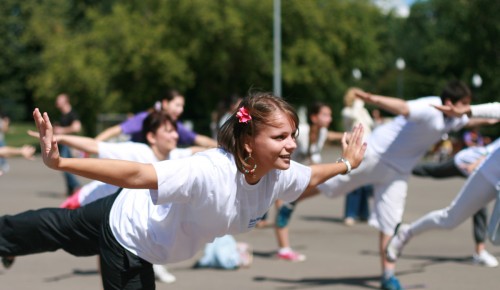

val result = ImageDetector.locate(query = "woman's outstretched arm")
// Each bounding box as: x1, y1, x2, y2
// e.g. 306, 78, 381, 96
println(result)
33, 108, 158, 189
308, 124, 367, 188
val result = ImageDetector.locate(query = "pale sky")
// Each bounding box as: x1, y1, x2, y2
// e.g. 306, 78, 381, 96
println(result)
373, 0, 418, 17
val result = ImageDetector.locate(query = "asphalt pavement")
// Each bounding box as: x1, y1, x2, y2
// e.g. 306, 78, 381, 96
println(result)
0, 146, 498, 289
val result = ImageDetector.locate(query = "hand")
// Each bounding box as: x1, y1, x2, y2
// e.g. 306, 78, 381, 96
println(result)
340, 124, 367, 170
27, 129, 40, 138
33, 108, 61, 169
431, 100, 470, 117
354, 89, 376, 104
20, 145, 36, 160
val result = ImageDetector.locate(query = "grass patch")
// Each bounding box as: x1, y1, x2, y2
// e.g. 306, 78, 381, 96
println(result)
4, 122, 38, 147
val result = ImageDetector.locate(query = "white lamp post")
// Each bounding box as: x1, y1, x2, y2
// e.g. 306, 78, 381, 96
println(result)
396, 58, 405, 98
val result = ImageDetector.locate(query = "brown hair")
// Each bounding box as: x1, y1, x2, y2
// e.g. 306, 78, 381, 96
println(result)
217, 92, 299, 173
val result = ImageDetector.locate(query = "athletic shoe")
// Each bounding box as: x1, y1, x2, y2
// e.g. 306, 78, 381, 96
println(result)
473, 250, 499, 267
386, 223, 411, 262
276, 203, 295, 228
237, 242, 253, 268
344, 217, 356, 226
152, 265, 176, 283
380, 275, 403, 290
59, 188, 82, 209
277, 250, 306, 262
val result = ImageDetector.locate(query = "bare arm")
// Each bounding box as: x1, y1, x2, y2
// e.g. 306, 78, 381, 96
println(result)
355, 89, 410, 117
326, 130, 344, 143
95, 124, 123, 141
28, 130, 99, 154
433, 101, 500, 119
194, 134, 217, 148
33, 109, 157, 189
0, 145, 35, 159
307, 124, 367, 188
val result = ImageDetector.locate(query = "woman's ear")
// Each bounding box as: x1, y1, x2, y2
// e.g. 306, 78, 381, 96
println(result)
146, 132, 156, 146
243, 136, 253, 155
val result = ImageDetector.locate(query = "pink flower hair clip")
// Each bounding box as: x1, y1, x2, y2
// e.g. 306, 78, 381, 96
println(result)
236, 107, 252, 123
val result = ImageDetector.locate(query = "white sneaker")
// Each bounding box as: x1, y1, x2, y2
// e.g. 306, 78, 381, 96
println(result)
152, 265, 176, 283
473, 250, 499, 268
386, 223, 411, 262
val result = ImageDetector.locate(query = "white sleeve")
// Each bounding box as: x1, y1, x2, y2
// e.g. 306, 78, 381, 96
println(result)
470, 103, 500, 119
149, 155, 213, 205
277, 161, 312, 203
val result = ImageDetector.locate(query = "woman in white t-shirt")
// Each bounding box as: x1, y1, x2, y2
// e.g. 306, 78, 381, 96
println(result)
23, 111, 198, 283
1, 92, 366, 290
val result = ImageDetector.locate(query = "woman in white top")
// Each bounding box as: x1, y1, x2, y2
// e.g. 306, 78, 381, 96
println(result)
386, 102, 500, 285
22, 111, 198, 283
0, 92, 366, 290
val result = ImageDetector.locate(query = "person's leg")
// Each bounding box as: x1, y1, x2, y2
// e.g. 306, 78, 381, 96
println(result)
344, 188, 363, 225
472, 207, 498, 267
411, 158, 464, 179
371, 176, 407, 290
58, 144, 81, 195
387, 171, 498, 262
99, 195, 155, 290
358, 185, 373, 221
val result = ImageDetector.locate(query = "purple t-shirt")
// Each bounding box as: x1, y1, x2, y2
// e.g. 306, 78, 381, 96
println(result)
120, 111, 197, 146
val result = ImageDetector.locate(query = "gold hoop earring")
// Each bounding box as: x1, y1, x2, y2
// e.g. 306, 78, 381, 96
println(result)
243, 153, 257, 175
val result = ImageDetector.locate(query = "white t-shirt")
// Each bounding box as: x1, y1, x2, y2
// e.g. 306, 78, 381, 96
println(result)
109, 148, 312, 264
454, 138, 500, 176
470, 102, 500, 119
77, 142, 192, 206
369, 97, 469, 174
292, 124, 328, 164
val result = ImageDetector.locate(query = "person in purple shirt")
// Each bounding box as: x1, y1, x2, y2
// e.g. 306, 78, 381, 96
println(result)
96, 90, 217, 148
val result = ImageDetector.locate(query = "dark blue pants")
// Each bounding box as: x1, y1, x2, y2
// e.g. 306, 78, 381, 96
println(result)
59, 144, 81, 195
344, 185, 372, 220
0, 192, 155, 290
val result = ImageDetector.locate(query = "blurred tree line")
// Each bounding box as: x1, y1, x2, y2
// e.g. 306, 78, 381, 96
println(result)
0, 0, 498, 136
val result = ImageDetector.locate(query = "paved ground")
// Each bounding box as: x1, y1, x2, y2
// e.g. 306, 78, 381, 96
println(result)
0, 146, 498, 289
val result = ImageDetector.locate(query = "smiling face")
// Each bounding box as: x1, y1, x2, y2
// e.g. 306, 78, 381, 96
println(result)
310, 106, 332, 128
162, 96, 185, 121
148, 121, 179, 160
245, 111, 297, 173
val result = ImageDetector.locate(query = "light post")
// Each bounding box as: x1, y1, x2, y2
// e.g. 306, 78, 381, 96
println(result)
395, 58, 405, 98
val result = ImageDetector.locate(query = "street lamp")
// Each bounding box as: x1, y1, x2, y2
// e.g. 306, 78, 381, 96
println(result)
352, 68, 362, 82
395, 58, 405, 98
471, 73, 482, 98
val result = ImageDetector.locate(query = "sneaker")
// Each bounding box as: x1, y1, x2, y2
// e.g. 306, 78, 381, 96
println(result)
473, 250, 499, 267
386, 223, 411, 262
237, 242, 253, 268
277, 250, 306, 262
276, 204, 295, 228
59, 188, 82, 209
381, 275, 403, 290
344, 217, 356, 227
152, 265, 176, 283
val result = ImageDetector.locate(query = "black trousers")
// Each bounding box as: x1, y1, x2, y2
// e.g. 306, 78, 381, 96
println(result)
0, 192, 155, 290
413, 159, 487, 243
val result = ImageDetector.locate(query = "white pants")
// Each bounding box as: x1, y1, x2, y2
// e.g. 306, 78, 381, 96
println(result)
410, 168, 497, 237
318, 149, 409, 235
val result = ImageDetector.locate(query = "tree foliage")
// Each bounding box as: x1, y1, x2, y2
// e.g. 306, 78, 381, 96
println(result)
1, 0, 498, 136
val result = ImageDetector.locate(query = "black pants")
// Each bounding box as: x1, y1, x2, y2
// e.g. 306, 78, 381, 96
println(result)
0, 192, 155, 289
413, 159, 487, 243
